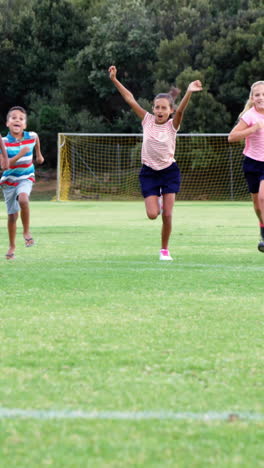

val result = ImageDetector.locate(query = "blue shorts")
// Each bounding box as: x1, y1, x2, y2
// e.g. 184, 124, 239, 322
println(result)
243, 156, 264, 193
2, 179, 33, 214
139, 162, 181, 198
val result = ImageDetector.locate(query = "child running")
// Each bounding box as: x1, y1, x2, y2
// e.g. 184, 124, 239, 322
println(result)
0, 106, 44, 260
108, 65, 202, 260
228, 81, 264, 252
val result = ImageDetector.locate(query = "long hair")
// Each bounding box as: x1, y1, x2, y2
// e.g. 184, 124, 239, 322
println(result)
239, 81, 264, 118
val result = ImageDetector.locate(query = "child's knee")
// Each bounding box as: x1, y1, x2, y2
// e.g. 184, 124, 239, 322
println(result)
18, 193, 29, 208
258, 194, 264, 206
147, 209, 159, 220
162, 212, 172, 224
8, 212, 18, 223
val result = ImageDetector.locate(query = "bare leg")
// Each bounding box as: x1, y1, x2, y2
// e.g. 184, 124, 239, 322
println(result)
144, 195, 160, 219
251, 192, 264, 224
6, 212, 18, 258
18, 193, 34, 246
251, 181, 264, 251
144, 193, 176, 252
161, 193, 175, 249
256, 180, 264, 223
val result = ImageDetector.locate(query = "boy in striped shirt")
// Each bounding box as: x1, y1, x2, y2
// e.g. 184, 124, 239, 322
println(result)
0, 106, 44, 259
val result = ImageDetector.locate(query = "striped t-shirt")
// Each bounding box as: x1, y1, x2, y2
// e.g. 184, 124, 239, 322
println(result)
241, 107, 264, 162
141, 112, 178, 170
0, 131, 37, 186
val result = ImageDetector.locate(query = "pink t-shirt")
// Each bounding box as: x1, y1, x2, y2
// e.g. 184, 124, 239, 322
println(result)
241, 107, 264, 161
141, 113, 178, 170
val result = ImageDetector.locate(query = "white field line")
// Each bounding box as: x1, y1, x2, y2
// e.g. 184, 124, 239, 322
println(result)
0, 408, 263, 421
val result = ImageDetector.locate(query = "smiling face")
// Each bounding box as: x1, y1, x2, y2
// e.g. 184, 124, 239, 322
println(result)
153, 97, 173, 124
251, 83, 264, 113
6, 109, 27, 138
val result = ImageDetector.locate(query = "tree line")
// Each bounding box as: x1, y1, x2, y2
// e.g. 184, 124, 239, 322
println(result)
0, 0, 262, 166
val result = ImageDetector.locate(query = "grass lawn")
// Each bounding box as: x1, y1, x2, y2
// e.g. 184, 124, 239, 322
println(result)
0, 201, 263, 467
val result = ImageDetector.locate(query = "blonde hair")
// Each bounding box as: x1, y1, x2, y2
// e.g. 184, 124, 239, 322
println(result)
239, 81, 264, 118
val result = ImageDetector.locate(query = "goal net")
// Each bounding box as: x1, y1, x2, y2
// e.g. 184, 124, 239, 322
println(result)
57, 133, 249, 201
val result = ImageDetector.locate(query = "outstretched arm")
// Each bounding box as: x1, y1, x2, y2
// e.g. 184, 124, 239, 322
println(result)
173, 80, 203, 130
0, 135, 9, 170
228, 119, 264, 142
108, 65, 146, 120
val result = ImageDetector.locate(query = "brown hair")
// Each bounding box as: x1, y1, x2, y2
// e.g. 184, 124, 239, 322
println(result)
154, 87, 181, 117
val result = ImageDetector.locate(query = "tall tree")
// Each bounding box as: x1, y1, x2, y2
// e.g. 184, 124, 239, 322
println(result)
59, 0, 159, 124
3, 0, 87, 109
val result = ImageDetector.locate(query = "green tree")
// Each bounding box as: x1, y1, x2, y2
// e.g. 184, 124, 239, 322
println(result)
59, 0, 159, 128
0, 0, 88, 165
196, 6, 264, 123
0, 0, 31, 114
0, 0, 263, 162
175, 68, 231, 133
153, 34, 192, 83
19, 0, 86, 101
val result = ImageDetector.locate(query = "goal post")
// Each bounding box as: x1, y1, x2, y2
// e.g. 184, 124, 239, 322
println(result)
57, 133, 249, 201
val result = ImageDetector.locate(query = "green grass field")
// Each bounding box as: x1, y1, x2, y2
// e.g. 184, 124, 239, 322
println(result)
0, 201, 263, 467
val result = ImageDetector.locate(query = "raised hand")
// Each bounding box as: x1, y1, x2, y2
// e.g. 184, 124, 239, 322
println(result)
188, 80, 203, 92
108, 65, 117, 80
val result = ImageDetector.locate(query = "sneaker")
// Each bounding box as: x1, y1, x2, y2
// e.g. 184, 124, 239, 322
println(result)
258, 240, 264, 252
159, 249, 173, 261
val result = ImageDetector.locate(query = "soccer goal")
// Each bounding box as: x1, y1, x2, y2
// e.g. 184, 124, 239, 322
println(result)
57, 133, 249, 201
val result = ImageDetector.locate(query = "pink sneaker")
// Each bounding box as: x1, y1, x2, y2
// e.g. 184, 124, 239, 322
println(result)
159, 249, 173, 261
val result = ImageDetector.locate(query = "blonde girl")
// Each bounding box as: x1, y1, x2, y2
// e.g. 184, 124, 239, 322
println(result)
228, 81, 264, 252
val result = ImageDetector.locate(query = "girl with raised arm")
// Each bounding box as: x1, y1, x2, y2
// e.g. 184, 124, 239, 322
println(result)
109, 65, 202, 260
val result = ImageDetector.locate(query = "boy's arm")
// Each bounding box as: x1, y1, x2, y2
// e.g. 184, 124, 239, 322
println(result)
0, 135, 9, 170
9, 136, 44, 167
108, 65, 146, 120
35, 135, 44, 164
173, 80, 203, 130
8, 146, 30, 166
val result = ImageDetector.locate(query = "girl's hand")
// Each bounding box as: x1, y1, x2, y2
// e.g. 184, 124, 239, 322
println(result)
108, 65, 117, 80
188, 80, 203, 92
256, 121, 264, 131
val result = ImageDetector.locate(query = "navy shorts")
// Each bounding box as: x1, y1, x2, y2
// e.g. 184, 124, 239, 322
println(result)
139, 162, 181, 198
243, 156, 264, 193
